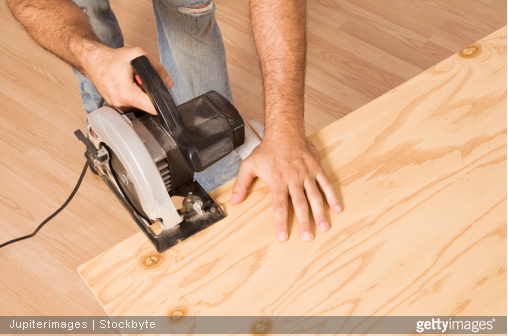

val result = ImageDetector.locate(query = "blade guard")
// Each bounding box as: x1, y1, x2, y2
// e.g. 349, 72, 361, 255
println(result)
86, 107, 182, 230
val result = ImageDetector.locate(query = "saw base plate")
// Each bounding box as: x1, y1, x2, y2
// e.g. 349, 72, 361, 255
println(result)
84, 148, 225, 253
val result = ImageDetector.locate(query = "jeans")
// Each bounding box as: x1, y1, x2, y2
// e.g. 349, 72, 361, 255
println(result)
71, 0, 241, 192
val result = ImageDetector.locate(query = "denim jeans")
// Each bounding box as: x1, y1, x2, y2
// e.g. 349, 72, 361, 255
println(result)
71, 0, 241, 192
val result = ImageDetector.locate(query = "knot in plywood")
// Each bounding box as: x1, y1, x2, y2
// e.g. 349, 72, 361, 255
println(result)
167, 303, 193, 324
460, 44, 482, 58
170, 309, 186, 318
142, 254, 161, 267
250, 318, 272, 335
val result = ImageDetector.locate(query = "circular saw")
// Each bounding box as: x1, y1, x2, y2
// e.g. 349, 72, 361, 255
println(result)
75, 56, 245, 253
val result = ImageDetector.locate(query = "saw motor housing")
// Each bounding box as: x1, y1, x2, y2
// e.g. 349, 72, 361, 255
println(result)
77, 56, 245, 252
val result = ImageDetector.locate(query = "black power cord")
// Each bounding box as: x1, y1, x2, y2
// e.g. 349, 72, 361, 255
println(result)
0, 161, 89, 249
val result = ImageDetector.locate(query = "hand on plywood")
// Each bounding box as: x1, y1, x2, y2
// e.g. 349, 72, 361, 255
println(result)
85, 47, 173, 115
230, 134, 342, 242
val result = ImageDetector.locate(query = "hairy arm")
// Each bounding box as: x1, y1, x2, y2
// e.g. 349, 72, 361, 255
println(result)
7, 0, 103, 77
6, 0, 171, 114
250, 0, 306, 137
231, 0, 342, 242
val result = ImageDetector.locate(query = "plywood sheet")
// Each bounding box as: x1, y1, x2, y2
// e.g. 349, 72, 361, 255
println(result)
78, 28, 507, 321
1, 0, 505, 317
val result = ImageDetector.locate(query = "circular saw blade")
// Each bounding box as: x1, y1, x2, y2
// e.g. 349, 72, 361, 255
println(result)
108, 146, 149, 220
86, 107, 182, 230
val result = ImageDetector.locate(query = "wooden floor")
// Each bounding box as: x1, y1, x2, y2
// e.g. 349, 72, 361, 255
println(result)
0, 0, 505, 316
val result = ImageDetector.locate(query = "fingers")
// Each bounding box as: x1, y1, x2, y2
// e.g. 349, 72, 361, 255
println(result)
271, 184, 289, 242
145, 54, 173, 88
99, 47, 173, 115
316, 171, 342, 213
304, 179, 329, 232
230, 160, 255, 205
227, 138, 342, 244
130, 52, 172, 114
289, 184, 313, 241
125, 83, 157, 115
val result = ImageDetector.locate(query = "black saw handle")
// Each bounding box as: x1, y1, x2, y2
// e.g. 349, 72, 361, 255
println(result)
131, 56, 197, 166
130, 55, 244, 172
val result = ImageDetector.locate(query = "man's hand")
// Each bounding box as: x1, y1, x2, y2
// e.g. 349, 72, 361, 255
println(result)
84, 46, 173, 115
246, 0, 342, 242
230, 133, 342, 242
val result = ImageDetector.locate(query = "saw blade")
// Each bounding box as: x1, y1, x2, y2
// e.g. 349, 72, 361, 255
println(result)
108, 146, 149, 221
86, 107, 182, 230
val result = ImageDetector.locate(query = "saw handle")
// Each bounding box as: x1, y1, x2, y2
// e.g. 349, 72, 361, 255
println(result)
131, 56, 211, 171
131, 56, 191, 141
130, 56, 244, 172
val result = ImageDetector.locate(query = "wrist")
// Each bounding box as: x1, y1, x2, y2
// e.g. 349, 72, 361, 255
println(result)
75, 41, 112, 79
265, 110, 305, 140
264, 122, 306, 143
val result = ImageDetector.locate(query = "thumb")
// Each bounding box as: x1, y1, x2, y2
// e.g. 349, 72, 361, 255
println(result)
145, 54, 173, 89
230, 160, 256, 205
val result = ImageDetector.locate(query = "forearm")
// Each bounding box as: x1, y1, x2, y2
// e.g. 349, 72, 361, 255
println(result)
249, 0, 307, 137
6, 0, 109, 78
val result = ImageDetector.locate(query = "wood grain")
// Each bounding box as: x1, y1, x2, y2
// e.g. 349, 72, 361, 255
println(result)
78, 28, 507, 324
0, 0, 505, 317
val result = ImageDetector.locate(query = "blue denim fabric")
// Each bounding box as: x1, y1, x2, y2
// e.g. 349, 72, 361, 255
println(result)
71, 0, 241, 192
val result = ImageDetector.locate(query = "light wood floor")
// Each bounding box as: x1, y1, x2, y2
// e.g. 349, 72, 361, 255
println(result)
0, 0, 505, 315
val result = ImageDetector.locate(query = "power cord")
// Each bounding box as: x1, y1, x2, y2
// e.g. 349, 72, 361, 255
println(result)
0, 161, 89, 248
